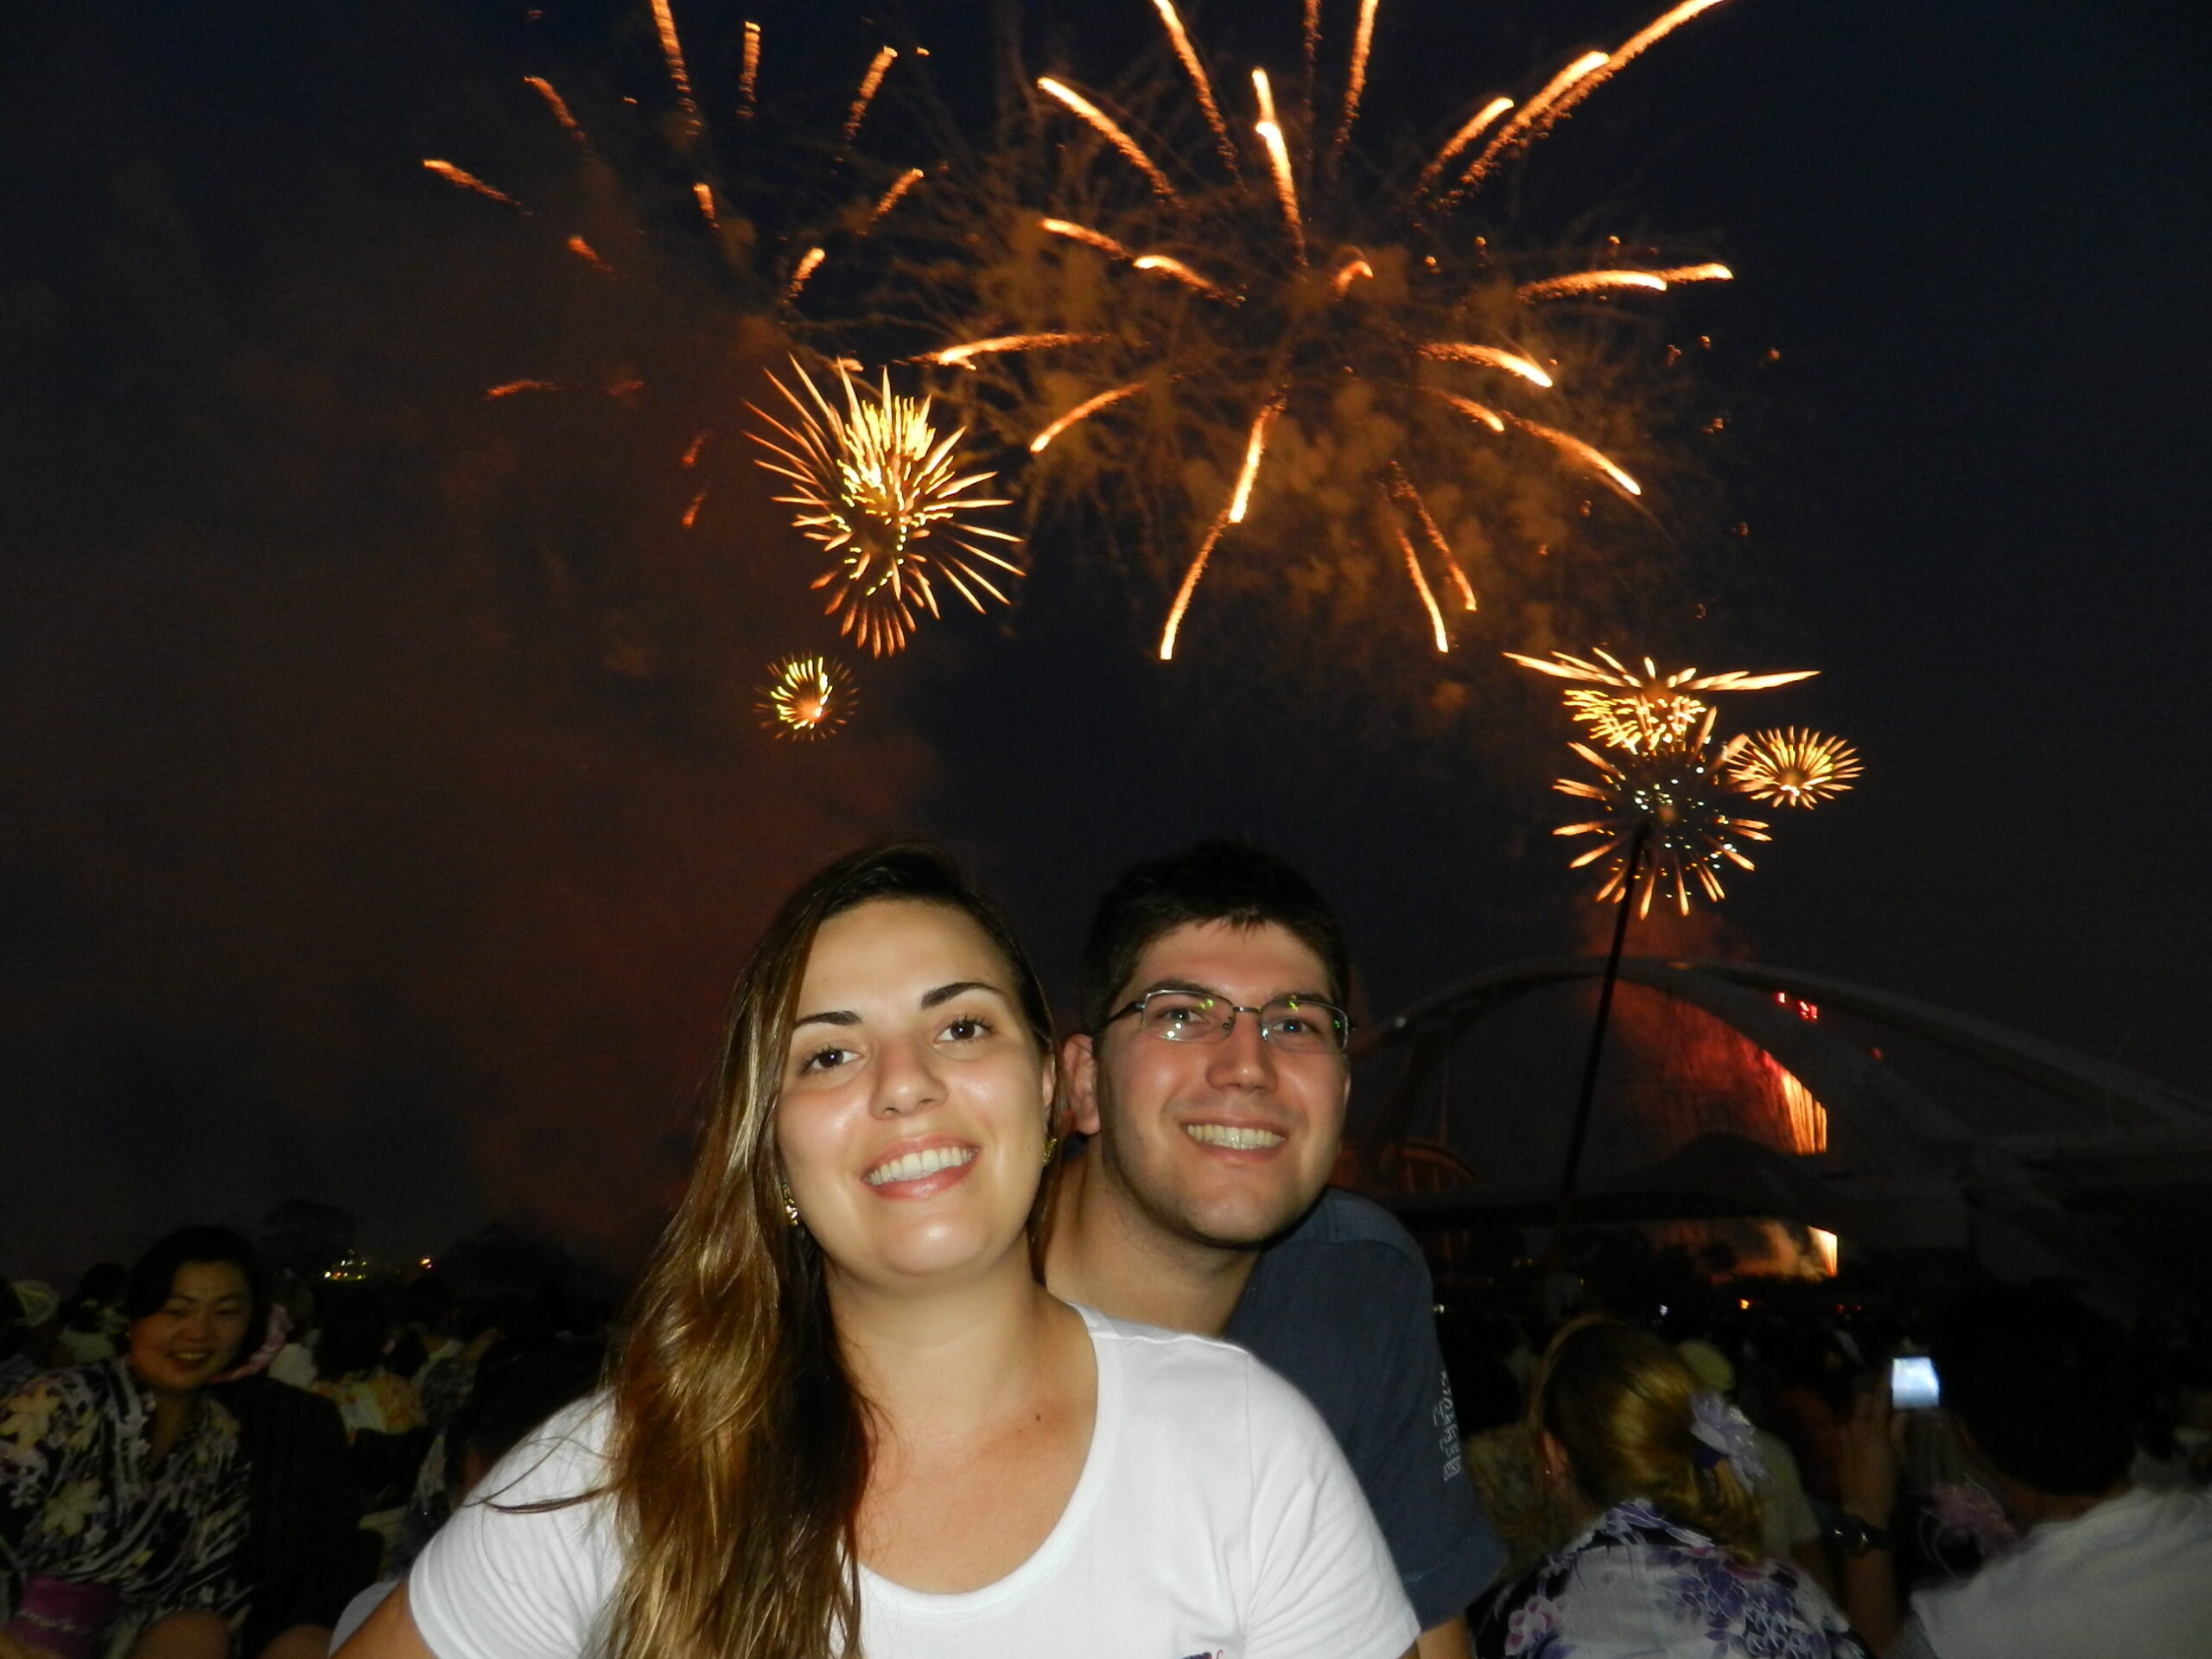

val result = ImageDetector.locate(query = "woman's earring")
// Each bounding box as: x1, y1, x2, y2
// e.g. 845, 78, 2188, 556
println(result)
1041, 1134, 1060, 1167
779, 1180, 801, 1228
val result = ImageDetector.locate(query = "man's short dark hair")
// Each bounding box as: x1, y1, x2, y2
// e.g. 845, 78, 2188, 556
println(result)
1077, 839, 1351, 1032
1932, 1285, 2133, 1497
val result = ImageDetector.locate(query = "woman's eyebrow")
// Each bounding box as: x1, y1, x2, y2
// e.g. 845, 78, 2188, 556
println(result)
792, 1008, 861, 1030
920, 979, 1005, 1009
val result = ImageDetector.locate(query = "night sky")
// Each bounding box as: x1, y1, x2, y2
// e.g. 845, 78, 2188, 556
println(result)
5, 0, 2208, 1281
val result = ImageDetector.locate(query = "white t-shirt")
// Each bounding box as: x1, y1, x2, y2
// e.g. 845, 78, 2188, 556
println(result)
408, 1305, 1418, 1659
1894, 1484, 2212, 1659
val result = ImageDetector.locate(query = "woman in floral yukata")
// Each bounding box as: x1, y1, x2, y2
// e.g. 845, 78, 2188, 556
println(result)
0, 1228, 258, 1659
1471, 1317, 1868, 1659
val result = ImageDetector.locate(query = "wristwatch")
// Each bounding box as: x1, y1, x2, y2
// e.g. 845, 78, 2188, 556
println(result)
1829, 1512, 1893, 1556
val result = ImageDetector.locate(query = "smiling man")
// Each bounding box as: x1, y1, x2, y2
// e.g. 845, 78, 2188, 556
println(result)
1044, 841, 1503, 1656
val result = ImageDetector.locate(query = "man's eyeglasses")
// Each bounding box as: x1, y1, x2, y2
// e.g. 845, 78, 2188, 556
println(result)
1105, 989, 1352, 1055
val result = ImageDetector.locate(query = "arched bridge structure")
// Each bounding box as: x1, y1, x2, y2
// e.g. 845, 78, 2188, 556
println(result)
1348, 957, 2212, 1307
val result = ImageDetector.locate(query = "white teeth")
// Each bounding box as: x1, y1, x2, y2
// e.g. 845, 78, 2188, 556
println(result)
1185, 1123, 1285, 1151
864, 1145, 977, 1186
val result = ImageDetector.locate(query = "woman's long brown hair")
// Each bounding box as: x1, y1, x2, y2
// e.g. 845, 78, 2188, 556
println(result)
602, 843, 1056, 1659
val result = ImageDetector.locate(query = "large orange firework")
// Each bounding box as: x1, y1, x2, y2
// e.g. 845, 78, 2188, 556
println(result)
904, 0, 1740, 659
747, 361, 1022, 657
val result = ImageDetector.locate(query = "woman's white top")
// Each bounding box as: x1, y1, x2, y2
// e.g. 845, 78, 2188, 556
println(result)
409, 1305, 1417, 1659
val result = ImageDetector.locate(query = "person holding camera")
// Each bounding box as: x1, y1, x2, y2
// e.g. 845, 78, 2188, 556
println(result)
1834, 1286, 2212, 1658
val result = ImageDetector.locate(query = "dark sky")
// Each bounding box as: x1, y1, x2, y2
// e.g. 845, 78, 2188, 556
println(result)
4, 0, 2208, 1281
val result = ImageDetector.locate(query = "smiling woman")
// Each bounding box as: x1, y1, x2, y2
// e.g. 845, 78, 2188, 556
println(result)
1, 1227, 260, 1659
340, 843, 1416, 1659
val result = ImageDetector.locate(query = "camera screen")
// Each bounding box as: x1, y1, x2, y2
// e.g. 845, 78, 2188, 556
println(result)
1891, 1354, 1942, 1410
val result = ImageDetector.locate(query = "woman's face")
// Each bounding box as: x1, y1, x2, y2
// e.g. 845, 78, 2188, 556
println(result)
126, 1260, 253, 1400
776, 898, 1053, 1294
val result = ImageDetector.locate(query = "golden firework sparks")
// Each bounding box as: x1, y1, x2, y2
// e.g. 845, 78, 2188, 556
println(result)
1334, 0, 1383, 160
1455, 51, 1609, 191
747, 360, 1023, 657
1252, 70, 1306, 263
916, 333, 1108, 369
1510, 647, 1815, 753
739, 21, 761, 118
1153, 0, 1239, 175
921, 0, 1739, 660
523, 78, 588, 143
760, 655, 855, 739
1506, 414, 1642, 497
1414, 97, 1514, 194
1037, 78, 1181, 200
1555, 735, 1771, 916
1726, 728, 1863, 807
647, 0, 700, 135
870, 168, 927, 225
1417, 342, 1556, 387
423, 160, 517, 205
844, 46, 898, 145
1030, 382, 1147, 453
1535, 0, 1733, 137
787, 245, 828, 300
1507, 646, 1817, 696
1039, 217, 1137, 259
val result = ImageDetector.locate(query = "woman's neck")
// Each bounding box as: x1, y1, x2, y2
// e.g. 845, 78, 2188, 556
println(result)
831, 1255, 1071, 1451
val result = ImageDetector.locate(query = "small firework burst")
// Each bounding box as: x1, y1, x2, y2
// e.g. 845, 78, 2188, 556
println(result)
1726, 728, 1862, 808
1508, 647, 1815, 753
1555, 733, 1771, 916
760, 654, 855, 739
747, 360, 1023, 657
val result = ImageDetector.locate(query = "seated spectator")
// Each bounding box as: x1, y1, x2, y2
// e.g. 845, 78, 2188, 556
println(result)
1, 1229, 260, 1659
1472, 1316, 1866, 1659
306, 1293, 426, 1568
212, 1319, 378, 1659
330, 1343, 603, 1648
49, 1267, 128, 1368
1836, 1286, 2212, 1658
0, 1285, 60, 1401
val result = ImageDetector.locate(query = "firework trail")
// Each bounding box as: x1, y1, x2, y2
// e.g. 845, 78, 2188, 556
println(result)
902, 0, 1740, 660
747, 359, 1022, 658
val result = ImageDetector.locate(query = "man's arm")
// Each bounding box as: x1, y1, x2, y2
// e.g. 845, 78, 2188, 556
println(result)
1414, 1614, 1470, 1659
1834, 1388, 1905, 1657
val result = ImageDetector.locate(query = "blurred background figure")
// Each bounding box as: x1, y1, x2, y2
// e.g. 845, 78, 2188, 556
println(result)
0, 1285, 60, 1400
1676, 1337, 1834, 1594
1472, 1316, 1864, 1659
303, 1292, 425, 1568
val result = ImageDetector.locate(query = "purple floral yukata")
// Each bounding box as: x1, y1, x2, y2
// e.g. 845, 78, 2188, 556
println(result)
1471, 1499, 1867, 1659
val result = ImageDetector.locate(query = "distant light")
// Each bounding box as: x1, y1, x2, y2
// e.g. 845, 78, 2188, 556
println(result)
1809, 1229, 1840, 1277
1738, 1298, 1751, 1310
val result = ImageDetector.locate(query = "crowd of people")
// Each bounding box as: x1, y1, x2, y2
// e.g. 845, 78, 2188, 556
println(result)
5, 839, 2209, 1658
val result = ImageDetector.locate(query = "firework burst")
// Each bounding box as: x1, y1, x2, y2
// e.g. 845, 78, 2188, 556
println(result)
760, 654, 856, 739
1726, 728, 1862, 808
747, 359, 1022, 657
1507, 646, 1815, 753
1555, 730, 1771, 917
899, 0, 1741, 659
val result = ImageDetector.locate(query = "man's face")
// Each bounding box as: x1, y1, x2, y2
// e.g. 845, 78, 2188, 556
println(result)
1068, 919, 1350, 1251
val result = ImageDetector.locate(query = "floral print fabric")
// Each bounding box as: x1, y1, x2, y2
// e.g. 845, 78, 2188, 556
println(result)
0, 1360, 249, 1649
1471, 1499, 1867, 1659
